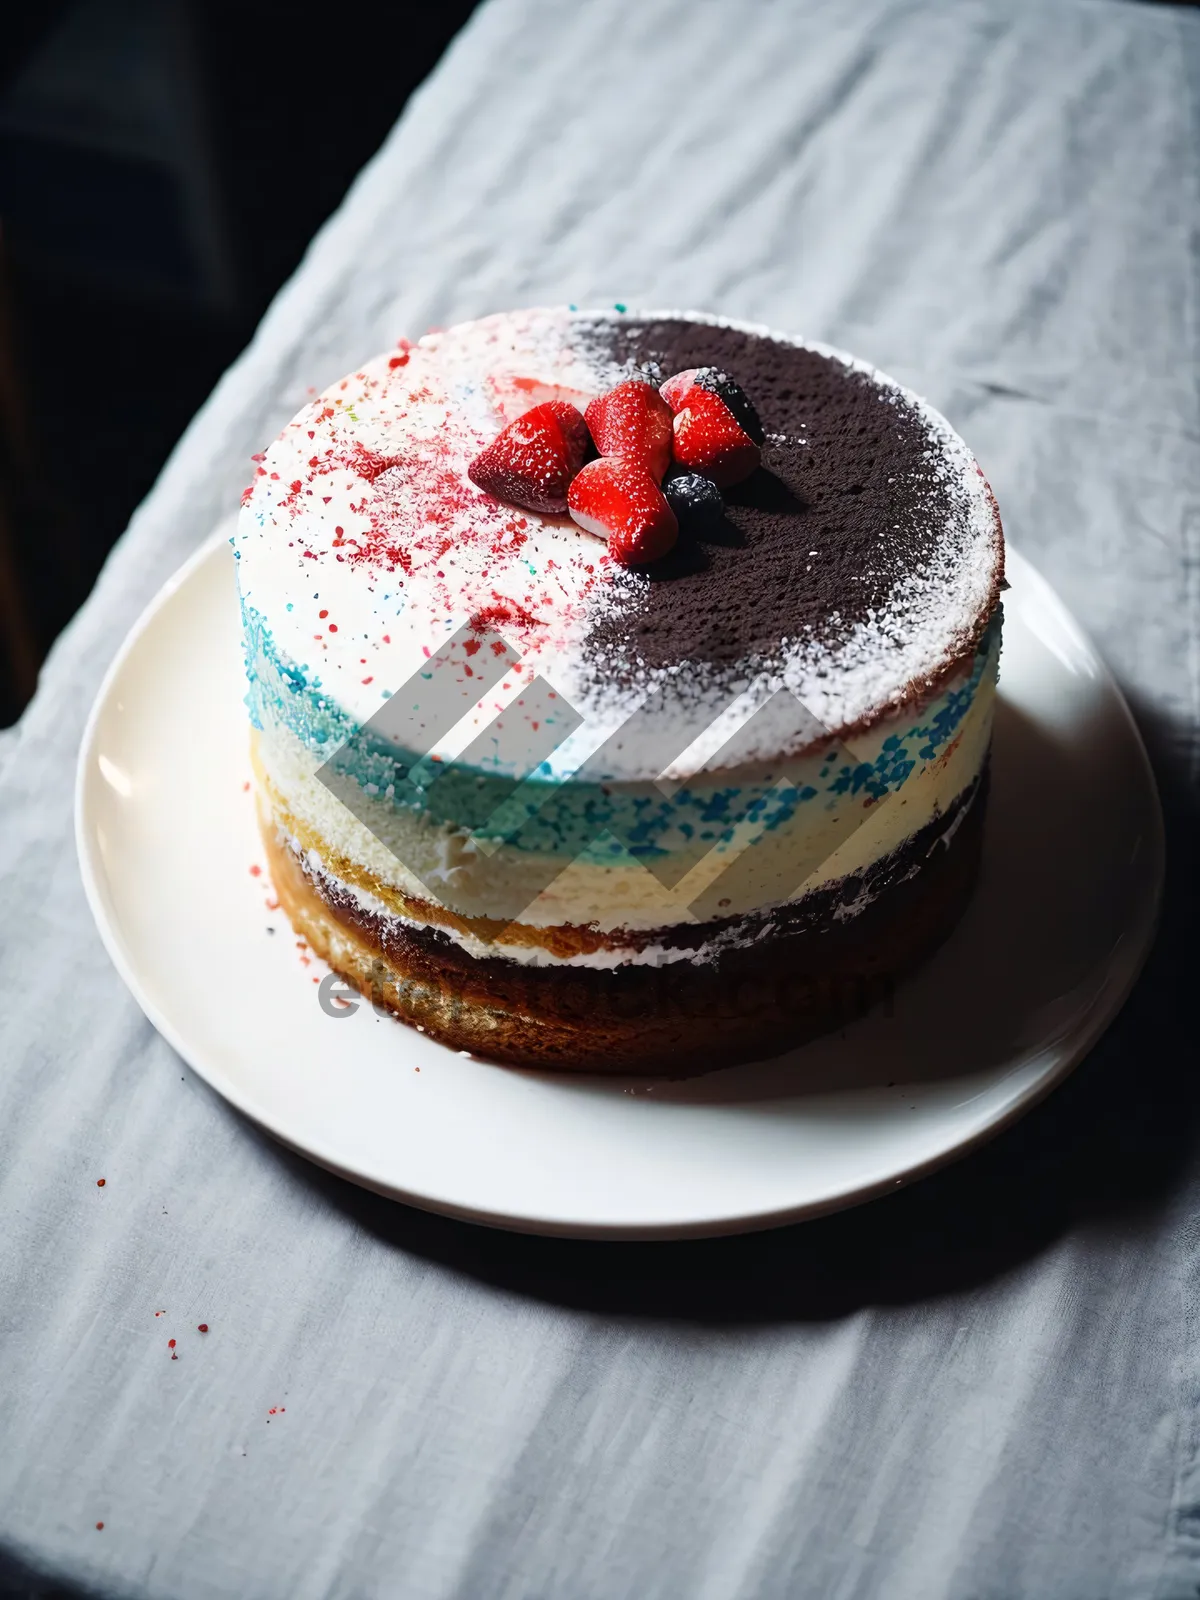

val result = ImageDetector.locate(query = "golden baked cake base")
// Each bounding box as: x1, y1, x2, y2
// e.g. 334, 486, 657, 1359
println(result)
260, 771, 987, 1075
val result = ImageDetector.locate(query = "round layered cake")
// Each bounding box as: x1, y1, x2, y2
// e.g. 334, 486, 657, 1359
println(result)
234, 308, 1003, 1072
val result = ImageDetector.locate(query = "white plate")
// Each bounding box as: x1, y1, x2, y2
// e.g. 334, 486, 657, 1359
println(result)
76, 532, 1163, 1239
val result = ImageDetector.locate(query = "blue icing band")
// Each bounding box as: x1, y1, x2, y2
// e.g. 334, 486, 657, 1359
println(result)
244, 592, 999, 862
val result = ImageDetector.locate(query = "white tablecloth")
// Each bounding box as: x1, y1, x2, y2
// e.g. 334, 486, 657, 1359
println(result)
3, 2, 1198, 1595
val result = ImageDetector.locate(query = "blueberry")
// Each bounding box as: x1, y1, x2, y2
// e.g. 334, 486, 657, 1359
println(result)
663, 470, 725, 531
694, 367, 765, 445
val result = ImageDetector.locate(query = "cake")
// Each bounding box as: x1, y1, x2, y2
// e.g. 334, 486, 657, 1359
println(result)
234, 308, 1003, 1073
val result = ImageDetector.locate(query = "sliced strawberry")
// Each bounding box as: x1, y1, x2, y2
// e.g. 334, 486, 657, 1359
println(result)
567, 456, 678, 565
659, 368, 701, 411
584, 381, 673, 482
660, 365, 764, 444
542, 400, 592, 469
468, 401, 592, 514
671, 388, 760, 488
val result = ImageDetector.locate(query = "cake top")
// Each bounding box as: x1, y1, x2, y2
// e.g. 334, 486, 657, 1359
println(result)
235, 308, 1003, 779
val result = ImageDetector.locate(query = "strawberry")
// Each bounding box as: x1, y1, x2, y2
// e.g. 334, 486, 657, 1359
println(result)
584, 381, 673, 482
660, 366, 764, 444
659, 368, 702, 412
567, 456, 678, 566
670, 387, 760, 488
468, 401, 591, 514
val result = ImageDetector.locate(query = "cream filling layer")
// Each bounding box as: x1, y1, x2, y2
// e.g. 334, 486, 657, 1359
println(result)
287, 777, 980, 970
254, 660, 995, 939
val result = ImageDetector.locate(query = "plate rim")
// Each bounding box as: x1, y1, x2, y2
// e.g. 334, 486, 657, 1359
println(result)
75, 531, 1166, 1240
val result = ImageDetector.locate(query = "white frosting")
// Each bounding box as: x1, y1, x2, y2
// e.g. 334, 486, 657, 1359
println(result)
234, 308, 1002, 782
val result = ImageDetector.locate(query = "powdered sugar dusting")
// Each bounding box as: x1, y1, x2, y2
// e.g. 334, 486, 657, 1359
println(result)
558, 311, 1003, 765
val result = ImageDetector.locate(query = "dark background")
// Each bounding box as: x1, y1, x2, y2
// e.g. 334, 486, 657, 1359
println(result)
0, 0, 478, 729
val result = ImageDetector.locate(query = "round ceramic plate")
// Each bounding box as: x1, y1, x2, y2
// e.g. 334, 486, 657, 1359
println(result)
77, 529, 1163, 1239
